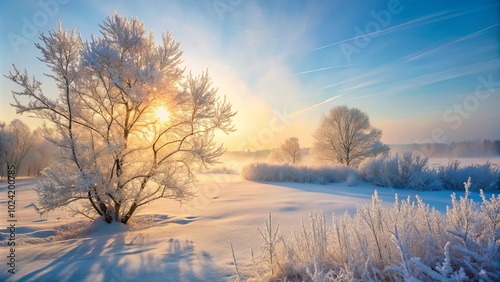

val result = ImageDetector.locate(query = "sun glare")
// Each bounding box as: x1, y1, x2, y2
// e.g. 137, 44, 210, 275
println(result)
155, 106, 169, 122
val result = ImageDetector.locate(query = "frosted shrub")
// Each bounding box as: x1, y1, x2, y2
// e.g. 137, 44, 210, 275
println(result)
358, 155, 392, 187
346, 173, 357, 187
437, 160, 499, 191
415, 178, 500, 281
246, 180, 500, 281
479, 189, 500, 240
241, 162, 357, 184
360, 156, 499, 191
446, 178, 479, 245
459, 163, 498, 191
407, 171, 443, 191
437, 160, 461, 190
397, 153, 428, 185
359, 153, 442, 190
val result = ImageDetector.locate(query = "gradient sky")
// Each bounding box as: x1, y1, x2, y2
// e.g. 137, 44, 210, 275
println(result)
1, 0, 499, 151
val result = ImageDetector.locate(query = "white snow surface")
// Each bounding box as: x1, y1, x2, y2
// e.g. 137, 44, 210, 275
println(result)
0, 168, 496, 281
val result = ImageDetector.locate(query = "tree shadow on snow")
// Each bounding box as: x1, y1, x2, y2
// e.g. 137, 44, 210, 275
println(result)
257, 180, 375, 200
18, 232, 224, 282
259, 181, 459, 213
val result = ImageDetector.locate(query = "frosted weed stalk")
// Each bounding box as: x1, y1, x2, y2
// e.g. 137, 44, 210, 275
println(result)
246, 178, 500, 281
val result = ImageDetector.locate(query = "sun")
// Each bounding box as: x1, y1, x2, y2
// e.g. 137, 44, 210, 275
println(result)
155, 106, 169, 122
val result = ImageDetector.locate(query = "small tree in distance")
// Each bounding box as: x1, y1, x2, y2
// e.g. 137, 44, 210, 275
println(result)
269, 137, 302, 164
6, 14, 235, 225
0, 119, 35, 175
312, 106, 389, 167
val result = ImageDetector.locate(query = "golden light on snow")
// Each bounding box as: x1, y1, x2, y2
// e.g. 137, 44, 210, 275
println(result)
155, 106, 169, 122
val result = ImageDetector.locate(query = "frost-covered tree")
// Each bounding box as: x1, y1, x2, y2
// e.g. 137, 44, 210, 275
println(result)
312, 106, 389, 167
269, 137, 302, 164
0, 122, 54, 177
23, 127, 55, 176
0, 119, 35, 175
6, 14, 235, 224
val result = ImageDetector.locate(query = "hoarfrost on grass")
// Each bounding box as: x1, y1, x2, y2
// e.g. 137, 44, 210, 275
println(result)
246, 178, 500, 281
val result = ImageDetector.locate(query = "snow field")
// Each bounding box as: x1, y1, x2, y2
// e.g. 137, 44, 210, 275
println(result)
1, 169, 498, 281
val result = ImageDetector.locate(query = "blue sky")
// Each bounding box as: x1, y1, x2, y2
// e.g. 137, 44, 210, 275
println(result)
1, 0, 499, 150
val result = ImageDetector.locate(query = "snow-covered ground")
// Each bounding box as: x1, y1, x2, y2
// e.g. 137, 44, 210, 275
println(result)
0, 173, 496, 282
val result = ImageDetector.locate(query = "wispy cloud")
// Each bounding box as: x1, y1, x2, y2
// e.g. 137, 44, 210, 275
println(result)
315, 64, 392, 91
290, 94, 343, 117
314, 22, 499, 94
295, 64, 354, 75
338, 77, 390, 93
400, 23, 500, 63
375, 58, 500, 92
311, 8, 473, 52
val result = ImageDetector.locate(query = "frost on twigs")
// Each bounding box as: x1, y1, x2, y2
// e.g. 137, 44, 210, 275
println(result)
5, 13, 235, 225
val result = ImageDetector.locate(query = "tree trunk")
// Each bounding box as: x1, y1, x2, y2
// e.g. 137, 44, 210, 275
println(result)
121, 202, 137, 225
88, 188, 113, 223
115, 202, 121, 222
88, 190, 103, 216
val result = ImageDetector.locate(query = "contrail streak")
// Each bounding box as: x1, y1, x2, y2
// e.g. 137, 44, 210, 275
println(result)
295, 64, 354, 75
290, 95, 343, 117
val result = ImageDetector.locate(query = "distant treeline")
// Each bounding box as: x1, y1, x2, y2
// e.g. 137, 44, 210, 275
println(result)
391, 139, 500, 158
227, 139, 500, 161
0, 119, 55, 178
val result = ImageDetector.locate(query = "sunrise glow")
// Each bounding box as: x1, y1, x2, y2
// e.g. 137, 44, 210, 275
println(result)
155, 106, 169, 122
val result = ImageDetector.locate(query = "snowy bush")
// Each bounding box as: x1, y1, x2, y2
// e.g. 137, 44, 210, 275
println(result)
346, 173, 358, 187
360, 155, 500, 191
243, 156, 500, 192
437, 160, 499, 191
245, 180, 500, 281
359, 153, 442, 190
241, 163, 357, 184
